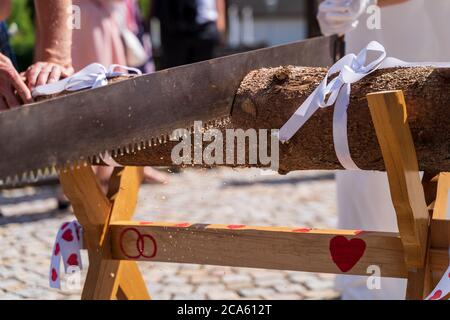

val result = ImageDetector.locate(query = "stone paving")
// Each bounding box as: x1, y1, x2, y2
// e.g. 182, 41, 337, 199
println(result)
0, 168, 339, 300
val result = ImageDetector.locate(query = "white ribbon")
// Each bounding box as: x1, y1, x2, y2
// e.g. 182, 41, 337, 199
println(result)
49, 220, 83, 289
32, 63, 142, 97
279, 41, 450, 170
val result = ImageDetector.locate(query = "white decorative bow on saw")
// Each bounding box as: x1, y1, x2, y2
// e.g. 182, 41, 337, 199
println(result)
32, 63, 142, 98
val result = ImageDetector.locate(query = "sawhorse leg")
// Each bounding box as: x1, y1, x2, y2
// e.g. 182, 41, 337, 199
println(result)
59, 165, 150, 300
368, 91, 437, 299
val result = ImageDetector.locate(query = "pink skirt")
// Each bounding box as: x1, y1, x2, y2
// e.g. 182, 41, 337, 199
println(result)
72, 0, 127, 71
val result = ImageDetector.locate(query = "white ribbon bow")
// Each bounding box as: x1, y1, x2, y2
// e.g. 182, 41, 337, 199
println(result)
279, 41, 450, 170
32, 63, 142, 97
33, 63, 141, 167
49, 220, 83, 289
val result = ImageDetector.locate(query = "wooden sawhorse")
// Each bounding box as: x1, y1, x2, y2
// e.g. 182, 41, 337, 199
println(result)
58, 90, 450, 300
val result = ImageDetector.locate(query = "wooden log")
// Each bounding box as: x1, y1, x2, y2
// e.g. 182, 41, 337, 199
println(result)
112, 66, 450, 173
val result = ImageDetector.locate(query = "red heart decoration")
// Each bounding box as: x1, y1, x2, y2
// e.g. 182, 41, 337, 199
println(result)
51, 268, 58, 281
54, 243, 60, 256
227, 225, 245, 229
62, 229, 74, 242
330, 236, 366, 272
293, 228, 311, 233
429, 290, 442, 300
174, 223, 190, 228
67, 254, 79, 266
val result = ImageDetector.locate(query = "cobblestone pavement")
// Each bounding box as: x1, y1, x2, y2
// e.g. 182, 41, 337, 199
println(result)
0, 168, 339, 300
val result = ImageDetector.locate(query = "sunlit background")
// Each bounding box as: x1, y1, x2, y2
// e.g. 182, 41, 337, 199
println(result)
7, 0, 321, 71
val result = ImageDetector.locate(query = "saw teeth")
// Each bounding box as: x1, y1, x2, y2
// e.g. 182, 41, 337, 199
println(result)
28, 171, 36, 181
21, 172, 28, 181
0, 115, 232, 185
101, 151, 108, 160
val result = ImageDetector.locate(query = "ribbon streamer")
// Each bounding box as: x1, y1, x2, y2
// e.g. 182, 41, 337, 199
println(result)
32, 63, 142, 97
279, 41, 450, 170
49, 220, 83, 289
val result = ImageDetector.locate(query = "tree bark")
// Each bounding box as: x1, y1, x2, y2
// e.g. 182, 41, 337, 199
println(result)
113, 66, 450, 173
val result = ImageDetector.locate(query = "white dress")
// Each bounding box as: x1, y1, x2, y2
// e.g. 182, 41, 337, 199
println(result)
335, 0, 450, 300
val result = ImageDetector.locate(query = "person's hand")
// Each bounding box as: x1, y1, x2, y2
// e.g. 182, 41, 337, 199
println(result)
317, 0, 377, 36
0, 53, 32, 110
23, 62, 74, 90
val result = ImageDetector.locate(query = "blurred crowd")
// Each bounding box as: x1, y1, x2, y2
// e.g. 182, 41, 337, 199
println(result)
0, 0, 226, 110
0, 0, 226, 184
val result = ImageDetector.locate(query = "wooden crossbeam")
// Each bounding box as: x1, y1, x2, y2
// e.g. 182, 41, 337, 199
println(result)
109, 222, 409, 278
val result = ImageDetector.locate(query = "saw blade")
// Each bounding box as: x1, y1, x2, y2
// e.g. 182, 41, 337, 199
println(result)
0, 36, 337, 184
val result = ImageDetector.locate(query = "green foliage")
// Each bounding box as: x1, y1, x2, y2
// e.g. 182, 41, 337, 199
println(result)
139, 0, 152, 19
5, 0, 151, 71
7, 0, 35, 71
